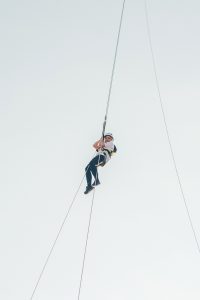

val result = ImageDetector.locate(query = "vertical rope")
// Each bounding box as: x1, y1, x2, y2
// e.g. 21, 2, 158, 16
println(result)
144, 0, 200, 253
29, 1, 126, 298
77, 1, 127, 296
102, 0, 126, 137
77, 153, 101, 300
77, 188, 96, 300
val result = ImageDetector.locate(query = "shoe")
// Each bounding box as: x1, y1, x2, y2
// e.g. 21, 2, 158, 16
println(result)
92, 179, 100, 187
84, 185, 94, 194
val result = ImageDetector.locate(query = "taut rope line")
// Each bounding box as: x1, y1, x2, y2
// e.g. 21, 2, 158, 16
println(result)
102, 0, 126, 137
78, 1, 126, 298
144, 0, 200, 254
29, 173, 87, 300
29, 0, 126, 298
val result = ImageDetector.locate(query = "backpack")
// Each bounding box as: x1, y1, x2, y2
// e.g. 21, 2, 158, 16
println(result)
104, 145, 117, 157
112, 145, 117, 155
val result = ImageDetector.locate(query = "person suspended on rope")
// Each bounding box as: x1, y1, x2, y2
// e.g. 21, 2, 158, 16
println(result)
84, 133, 117, 194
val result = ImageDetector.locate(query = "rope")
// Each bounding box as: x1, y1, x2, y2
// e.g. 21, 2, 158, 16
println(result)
77, 1, 127, 296
77, 178, 96, 300
77, 152, 101, 299
29, 161, 94, 300
144, 0, 200, 254
29, 1, 126, 298
77, 1, 126, 296
102, 0, 126, 137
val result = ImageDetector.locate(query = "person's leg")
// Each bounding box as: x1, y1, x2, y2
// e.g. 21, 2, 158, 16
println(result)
85, 164, 92, 187
84, 164, 94, 194
84, 155, 105, 194
89, 155, 105, 185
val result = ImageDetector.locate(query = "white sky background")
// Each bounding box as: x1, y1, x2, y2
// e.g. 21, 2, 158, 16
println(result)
1, 0, 200, 299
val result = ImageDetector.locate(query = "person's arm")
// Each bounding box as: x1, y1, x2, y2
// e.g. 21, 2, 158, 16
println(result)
93, 138, 105, 150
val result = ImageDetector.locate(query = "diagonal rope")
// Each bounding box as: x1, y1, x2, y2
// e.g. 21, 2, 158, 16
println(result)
102, 0, 126, 137
30, 1, 126, 298
29, 158, 96, 300
144, 0, 200, 253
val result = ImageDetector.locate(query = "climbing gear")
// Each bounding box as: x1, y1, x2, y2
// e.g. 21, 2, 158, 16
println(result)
112, 145, 117, 154
103, 145, 117, 157
94, 154, 106, 167
95, 145, 117, 167
29, 0, 125, 298
98, 158, 106, 167
95, 154, 106, 166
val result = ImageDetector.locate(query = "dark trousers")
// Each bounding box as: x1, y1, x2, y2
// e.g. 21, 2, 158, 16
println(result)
85, 155, 105, 187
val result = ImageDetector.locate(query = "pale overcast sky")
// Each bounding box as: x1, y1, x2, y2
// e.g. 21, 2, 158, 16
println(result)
1, 0, 200, 299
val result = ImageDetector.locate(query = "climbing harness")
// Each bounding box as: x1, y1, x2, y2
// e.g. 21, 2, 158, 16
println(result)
102, 146, 117, 158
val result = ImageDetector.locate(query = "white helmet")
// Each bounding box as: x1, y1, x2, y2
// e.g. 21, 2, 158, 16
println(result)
104, 133, 113, 139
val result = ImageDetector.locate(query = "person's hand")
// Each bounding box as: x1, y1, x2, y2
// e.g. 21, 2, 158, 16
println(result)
93, 139, 105, 149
